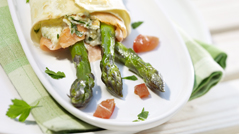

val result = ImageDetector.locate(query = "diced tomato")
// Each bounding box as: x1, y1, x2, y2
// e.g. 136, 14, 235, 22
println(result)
93, 99, 115, 119
134, 83, 150, 98
133, 34, 159, 53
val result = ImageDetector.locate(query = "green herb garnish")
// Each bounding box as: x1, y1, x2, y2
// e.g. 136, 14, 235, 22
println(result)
75, 31, 83, 37
122, 75, 138, 81
45, 67, 65, 79
26, 0, 29, 3
88, 37, 93, 41
71, 22, 77, 34
57, 34, 59, 39
71, 17, 85, 24
70, 23, 83, 37
86, 23, 90, 28
34, 28, 40, 33
70, 17, 86, 24
133, 108, 149, 122
6, 99, 39, 122
131, 21, 143, 29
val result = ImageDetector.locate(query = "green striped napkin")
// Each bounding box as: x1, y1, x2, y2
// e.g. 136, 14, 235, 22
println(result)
0, 0, 227, 133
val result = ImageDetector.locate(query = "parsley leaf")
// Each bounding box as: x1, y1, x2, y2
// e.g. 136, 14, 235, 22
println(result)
45, 67, 65, 79
6, 99, 39, 122
26, 0, 29, 3
138, 108, 149, 121
122, 75, 138, 81
133, 108, 149, 122
57, 34, 59, 39
131, 21, 143, 29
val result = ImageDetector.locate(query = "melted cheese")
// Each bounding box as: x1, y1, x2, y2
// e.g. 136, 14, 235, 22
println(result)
41, 20, 64, 45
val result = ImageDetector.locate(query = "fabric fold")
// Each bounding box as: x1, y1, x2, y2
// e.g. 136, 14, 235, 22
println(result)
195, 40, 227, 69
175, 25, 226, 100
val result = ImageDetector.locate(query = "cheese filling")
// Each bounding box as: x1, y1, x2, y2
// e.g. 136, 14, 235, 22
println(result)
41, 20, 64, 46
40, 13, 102, 46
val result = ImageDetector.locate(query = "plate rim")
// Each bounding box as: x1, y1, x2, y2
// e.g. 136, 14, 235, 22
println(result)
7, 0, 194, 131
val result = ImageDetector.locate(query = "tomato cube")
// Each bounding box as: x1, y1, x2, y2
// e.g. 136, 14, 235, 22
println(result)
133, 34, 159, 53
134, 83, 150, 98
93, 99, 115, 119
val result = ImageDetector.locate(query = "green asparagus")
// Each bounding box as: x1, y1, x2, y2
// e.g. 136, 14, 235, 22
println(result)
69, 41, 95, 108
100, 23, 123, 97
115, 42, 165, 92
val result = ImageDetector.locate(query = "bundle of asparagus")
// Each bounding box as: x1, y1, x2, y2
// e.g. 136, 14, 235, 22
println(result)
69, 23, 164, 108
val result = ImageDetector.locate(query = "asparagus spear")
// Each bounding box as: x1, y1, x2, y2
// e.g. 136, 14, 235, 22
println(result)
69, 41, 95, 108
115, 42, 165, 92
100, 23, 123, 97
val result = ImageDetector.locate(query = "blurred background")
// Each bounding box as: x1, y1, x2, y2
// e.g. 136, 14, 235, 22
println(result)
191, 0, 239, 82
139, 0, 239, 133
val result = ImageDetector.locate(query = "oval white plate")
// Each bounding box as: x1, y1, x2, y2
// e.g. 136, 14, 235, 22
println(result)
8, 0, 194, 132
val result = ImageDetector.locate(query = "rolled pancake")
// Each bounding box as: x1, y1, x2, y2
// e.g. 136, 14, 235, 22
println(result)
30, 0, 131, 53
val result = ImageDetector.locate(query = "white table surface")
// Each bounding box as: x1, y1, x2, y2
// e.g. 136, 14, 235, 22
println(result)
1, 0, 239, 133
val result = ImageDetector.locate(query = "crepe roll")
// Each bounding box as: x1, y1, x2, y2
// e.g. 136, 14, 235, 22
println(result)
30, 0, 131, 51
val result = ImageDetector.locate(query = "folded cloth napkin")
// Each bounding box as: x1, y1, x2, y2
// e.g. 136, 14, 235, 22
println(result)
0, 1, 227, 133
175, 26, 227, 100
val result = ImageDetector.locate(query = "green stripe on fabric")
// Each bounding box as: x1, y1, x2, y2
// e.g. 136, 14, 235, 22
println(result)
195, 40, 227, 69
31, 96, 67, 123
32, 96, 98, 132
190, 71, 222, 100
185, 41, 212, 64
214, 53, 227, 69
0, 6, 26, 71
0, 43, 29, 73
8, 65, 49, 103
3, 56, 29, 74
0, 6, 20, 46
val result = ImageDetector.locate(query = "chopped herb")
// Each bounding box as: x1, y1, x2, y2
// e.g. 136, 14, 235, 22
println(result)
6, 99, 39, 122
88, 37, 93, 41
34, 28, 40, 33
45, 67, 65, 79
77, 20, 86, 24
133, 108, 149, 122
75, 31, 83, 37
71, 29, 74, 35
86, 23, 90, 27
71, 22, 77, 34
122, 75, 138, 81
70, 17, 86, 24
131, 21, 143, 29
70, 22, 83, 37
26, 0, 29, 3
57, 34, 59, 39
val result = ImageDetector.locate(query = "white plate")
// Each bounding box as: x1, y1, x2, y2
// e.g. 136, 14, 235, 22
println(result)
2, 0, 201, 131
8, 0, 193, 131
